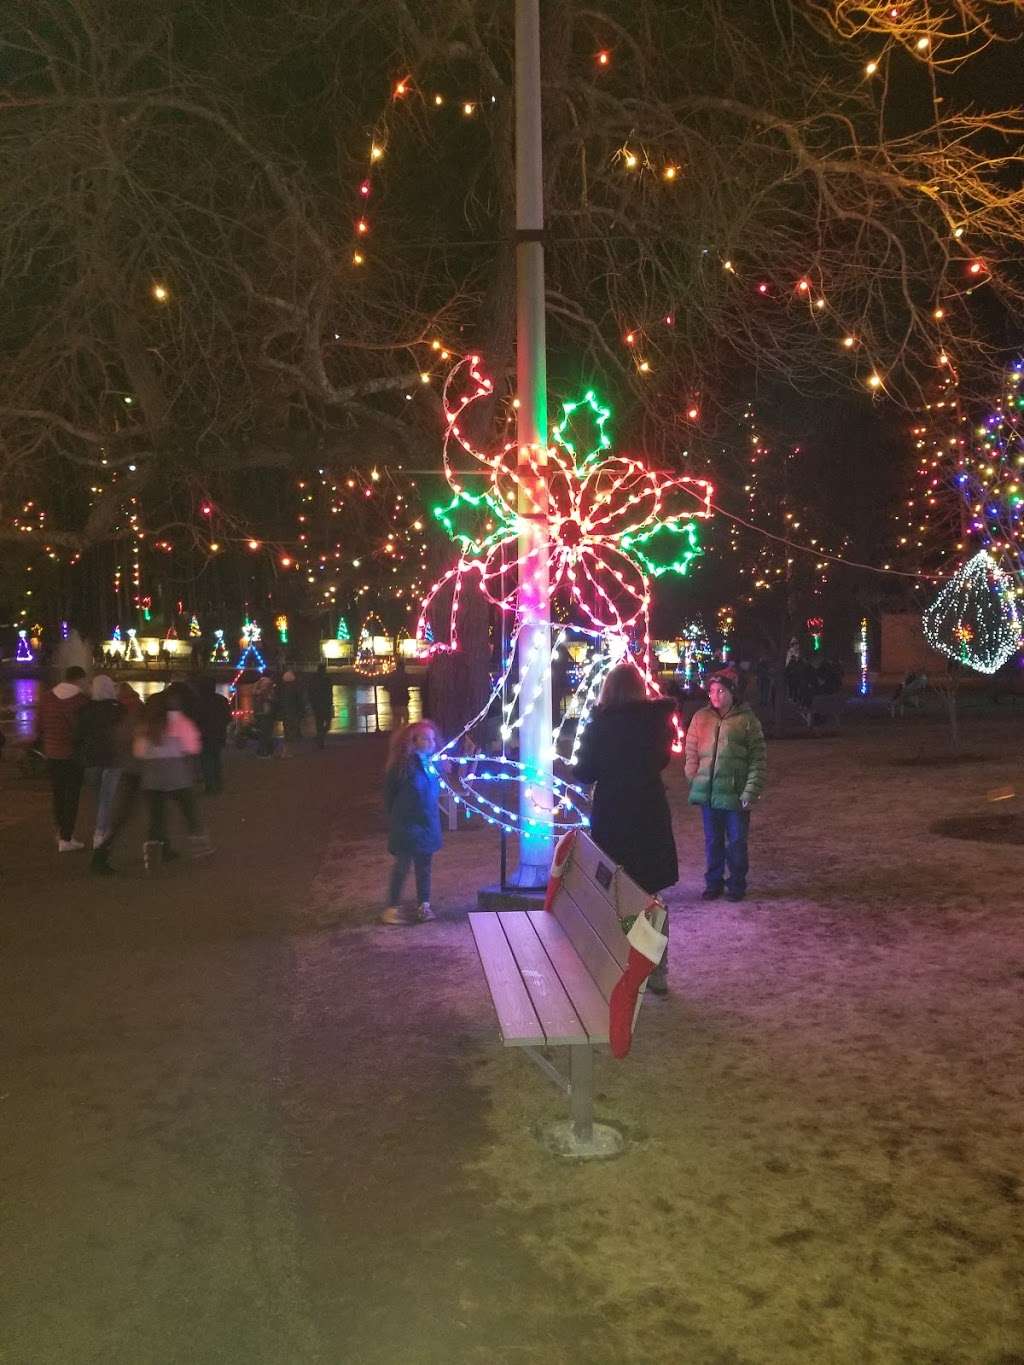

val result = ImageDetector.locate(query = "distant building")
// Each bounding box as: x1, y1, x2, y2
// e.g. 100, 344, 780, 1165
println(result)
880, 613, 949, 678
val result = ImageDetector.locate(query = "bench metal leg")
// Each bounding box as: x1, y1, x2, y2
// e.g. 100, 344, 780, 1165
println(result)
570, 1045, 594, 1144
526, 1044, 624, 1161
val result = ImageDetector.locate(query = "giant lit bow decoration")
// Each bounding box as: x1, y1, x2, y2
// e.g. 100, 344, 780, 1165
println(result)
418, 356, 713, 651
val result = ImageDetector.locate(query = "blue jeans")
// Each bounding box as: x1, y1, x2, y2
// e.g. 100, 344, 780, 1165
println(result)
85, 766, 123, 844
701, 807, 750, 894
387, 853, 432, 906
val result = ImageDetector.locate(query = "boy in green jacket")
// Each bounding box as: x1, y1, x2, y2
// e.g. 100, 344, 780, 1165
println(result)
684, 667, 767, 902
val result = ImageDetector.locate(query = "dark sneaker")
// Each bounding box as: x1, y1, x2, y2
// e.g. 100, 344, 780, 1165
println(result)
416, 902, 436, 922
725, 889, 746, 902
701, 885, 724, 901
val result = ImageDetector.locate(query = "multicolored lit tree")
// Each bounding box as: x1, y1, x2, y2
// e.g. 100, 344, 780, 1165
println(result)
955, 362, 1024, 581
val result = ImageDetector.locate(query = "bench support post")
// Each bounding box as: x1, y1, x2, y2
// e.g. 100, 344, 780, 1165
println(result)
533, 1045, 624, 1161
523, 1046, 570, 1095
570, 1045, 594, 1144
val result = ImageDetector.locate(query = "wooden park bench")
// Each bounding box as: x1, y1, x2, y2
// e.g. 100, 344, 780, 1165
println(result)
468, 832, 665, 1159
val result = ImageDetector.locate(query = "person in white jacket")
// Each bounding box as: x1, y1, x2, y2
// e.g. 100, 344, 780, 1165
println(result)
133, 690, 214, 873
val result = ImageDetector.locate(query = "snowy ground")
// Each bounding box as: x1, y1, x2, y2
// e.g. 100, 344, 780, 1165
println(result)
2, 709, 1023, 1363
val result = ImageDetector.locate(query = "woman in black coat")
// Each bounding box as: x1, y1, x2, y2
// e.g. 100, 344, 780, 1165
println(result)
573, 661, 679, 897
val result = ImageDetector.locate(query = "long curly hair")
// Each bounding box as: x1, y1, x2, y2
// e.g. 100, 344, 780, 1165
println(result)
386, 720, 439, 774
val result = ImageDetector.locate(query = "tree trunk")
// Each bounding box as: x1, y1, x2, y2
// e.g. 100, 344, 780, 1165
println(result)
424, 580, 491, 745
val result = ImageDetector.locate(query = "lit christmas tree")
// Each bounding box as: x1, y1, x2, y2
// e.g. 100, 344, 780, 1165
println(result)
15, 629, 33, 662
955, 361, 1024, 580
356, 612, 389, 676
234, 619, 266, 673
923, 550, 1021, 675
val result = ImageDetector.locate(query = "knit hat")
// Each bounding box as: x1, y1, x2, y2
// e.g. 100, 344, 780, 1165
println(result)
708, 667, 739, 694
91, 674, 117, 701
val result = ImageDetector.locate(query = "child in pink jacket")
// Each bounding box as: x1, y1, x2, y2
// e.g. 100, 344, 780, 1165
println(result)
133, 691, 214, 873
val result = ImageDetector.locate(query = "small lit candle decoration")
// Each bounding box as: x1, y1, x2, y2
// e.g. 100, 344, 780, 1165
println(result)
415, 356, 715, 835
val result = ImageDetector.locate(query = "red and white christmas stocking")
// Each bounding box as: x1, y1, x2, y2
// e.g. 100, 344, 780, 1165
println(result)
609, 908, 668, 1059
543, 829, 577, 912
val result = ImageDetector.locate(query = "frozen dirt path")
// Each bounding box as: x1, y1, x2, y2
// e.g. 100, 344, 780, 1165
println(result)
0, 742, 339, 1364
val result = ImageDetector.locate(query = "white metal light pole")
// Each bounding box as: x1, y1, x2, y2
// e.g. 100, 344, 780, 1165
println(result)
512, 0, 554, 885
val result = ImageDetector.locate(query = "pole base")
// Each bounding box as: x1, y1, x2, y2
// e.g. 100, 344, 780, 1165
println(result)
538, 1119, 625, 1161
477, 884, 545, 912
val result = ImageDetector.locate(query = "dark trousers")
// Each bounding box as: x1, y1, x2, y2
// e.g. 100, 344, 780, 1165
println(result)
49, 759, 83, 841
387, 852, 432, 905
145, 788, 200, 844
200, 744, 224, 794
256, 714, 275, 756
313, 715, 331, 749
701, 806, 750, 893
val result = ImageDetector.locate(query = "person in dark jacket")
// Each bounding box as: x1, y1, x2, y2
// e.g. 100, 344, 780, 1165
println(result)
75, 674, 131, 874
252, 674, 277, 757
574, 662, 679, 992
684, 666, 767, 902
381, 720, 442, 925
192, 677, 232, 794
307, 665, 334, 749
278, 670, 306, 755
574, 662, 679, 895
383, 658, 411, 728
39, 665, 89, 852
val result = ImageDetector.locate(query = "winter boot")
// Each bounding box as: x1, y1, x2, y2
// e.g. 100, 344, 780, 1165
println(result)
380, 905, 419, 926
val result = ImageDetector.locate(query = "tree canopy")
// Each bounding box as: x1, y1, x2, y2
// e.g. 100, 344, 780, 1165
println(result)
2, 0, 1022, 636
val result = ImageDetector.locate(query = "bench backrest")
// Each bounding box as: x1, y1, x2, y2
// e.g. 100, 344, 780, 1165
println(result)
549, 832, 658, 1002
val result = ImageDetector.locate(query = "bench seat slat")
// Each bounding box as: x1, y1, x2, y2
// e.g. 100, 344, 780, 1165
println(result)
526, 911, 611, 1043
495, 912, 589, 1046
467, 913, 545, 1047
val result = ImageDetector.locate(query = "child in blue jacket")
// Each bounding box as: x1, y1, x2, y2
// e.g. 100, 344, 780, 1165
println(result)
381, 721, 442, 925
